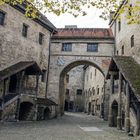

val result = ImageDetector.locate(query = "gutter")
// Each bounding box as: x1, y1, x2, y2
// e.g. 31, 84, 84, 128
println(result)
45, 31, 55, 98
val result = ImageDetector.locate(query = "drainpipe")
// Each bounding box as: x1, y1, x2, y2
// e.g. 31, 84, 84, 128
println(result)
45, 31, 54, 98
114, 20, 117, 56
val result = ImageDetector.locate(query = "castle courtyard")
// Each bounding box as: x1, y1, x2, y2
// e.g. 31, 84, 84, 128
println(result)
0, 112, 139, 140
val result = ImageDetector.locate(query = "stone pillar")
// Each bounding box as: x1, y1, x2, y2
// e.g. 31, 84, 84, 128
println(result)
117, 72, 122, 130
108, 73, 114, 127
125, 82, 130, 133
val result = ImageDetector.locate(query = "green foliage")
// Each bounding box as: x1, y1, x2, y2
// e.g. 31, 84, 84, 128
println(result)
0, 0, 140, 24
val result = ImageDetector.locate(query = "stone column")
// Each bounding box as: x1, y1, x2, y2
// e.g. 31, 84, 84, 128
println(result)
117, 72, 122, 130
108, 73, 114, 127
125, 82, 130, 133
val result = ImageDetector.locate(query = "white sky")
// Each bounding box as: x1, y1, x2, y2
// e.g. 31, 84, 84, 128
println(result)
46, 8, 109, 28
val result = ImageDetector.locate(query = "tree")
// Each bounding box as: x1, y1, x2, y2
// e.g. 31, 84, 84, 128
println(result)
0, 0, 140, 23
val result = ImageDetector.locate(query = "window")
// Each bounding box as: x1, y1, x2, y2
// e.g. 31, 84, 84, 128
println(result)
87, 44, 98, 52
22, 23, 28, 37
95, 69, 97, 76
118, 20, 121, 32
131, 35, 134, 47
66, 89, 69, 95
66, 74, 69, 83
39, 32, 44, 45
0, 11, 5, 25
41, 70, 47, 82
121, 45, 124, 55
77, 89, 82, 95
62, 43, 72, 51
97, 87, 99, 95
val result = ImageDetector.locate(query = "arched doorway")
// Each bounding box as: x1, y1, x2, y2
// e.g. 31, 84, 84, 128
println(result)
44, 107, 51, 120
112, 100, 118, 127
59, 60, 105, 115
19, 102, 34, 121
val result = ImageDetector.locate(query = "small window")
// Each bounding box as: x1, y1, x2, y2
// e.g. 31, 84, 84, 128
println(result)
118, 20, 121, 32
131, 35, 134, 47
39, 32, 44, 45
22, 23, 28, 37
97, 87, 99, 95
0, 11, 5, 25
41, 70, 47, 82
66, 89, 69, 95
121, 45, 124, 55
95, 69, 97, 76
87, 44, 98, 52
62, 43, 72, 51
66, 74, 69, 83
77, 89, 82, 95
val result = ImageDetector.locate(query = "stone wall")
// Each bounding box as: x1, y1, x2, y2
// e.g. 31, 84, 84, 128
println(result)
83, 66, 105, 117
0, 4, 51, 97
65, 66, 84, 111
110, 0, 140, 64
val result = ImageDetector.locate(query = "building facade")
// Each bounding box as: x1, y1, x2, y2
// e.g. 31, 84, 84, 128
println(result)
108, 0, 140, 136
48, 27, 114, 116
64, 66, 84, 112
0, 3, 57, 121
83, 66, 105, 118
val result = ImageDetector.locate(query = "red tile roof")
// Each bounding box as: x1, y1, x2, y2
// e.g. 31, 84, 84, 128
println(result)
52, 28, 114, 39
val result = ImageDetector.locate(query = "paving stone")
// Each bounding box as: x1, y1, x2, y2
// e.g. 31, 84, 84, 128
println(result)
0, 112, 139, 140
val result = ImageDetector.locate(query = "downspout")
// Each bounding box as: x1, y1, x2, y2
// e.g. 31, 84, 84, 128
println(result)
45, 30, 54, 98
114, 20, 117, 55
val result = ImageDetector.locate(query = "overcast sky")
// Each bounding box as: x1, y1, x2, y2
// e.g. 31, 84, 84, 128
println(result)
46, 8, 109, 28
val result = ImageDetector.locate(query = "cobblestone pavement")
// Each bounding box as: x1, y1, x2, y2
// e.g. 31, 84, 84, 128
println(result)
0, 112, 139, 140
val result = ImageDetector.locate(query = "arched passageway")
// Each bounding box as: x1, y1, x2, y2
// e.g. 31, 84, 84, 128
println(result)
19, 102, 34, 121
59, 60, 105, 115
111, 100, 118, 127
44, 107, 51, 120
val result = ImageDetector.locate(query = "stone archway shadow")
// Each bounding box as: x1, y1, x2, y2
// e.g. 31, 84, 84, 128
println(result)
59, 60, 105, 115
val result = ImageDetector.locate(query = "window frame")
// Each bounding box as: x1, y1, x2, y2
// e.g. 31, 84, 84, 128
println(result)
0, 10, 5, 26
118, 20, 121, 32
131, 35, 134, 47
39, 32, 44, 45
77, 89, 82, 95
87, 43, 98, 52
22, 23, 29, 38
121, 45, 124, 55
62, 43, 72, 52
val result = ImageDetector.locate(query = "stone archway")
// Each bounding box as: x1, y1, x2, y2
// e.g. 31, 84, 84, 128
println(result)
111, 100, 118, 127
19, 102, 34, 121
59, 60, 105, 115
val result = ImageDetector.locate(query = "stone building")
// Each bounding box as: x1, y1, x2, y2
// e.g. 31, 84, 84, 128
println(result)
107, 0, 140, 136
0, 3, 57, 121
48, 26, 114, 116
83, 65, 104, 118
64, 66, 84, 112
